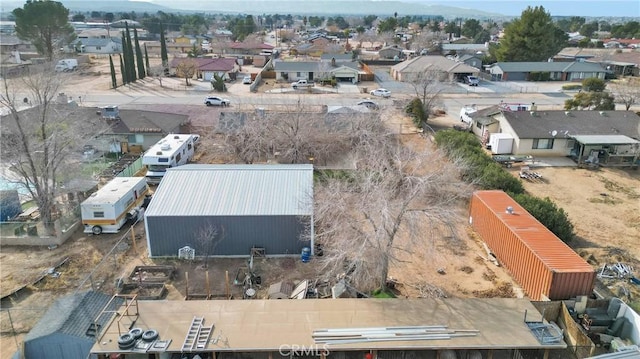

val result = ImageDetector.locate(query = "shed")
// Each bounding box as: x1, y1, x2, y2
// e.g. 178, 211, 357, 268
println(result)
469, 190, 595, 300
22, 291, 122, 359
144, 164, 314, 257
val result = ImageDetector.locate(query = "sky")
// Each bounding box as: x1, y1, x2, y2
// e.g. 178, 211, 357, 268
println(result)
428, 0, 640, 17
132, 0, 640, 17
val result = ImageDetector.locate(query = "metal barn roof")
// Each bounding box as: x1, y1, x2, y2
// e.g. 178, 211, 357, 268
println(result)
472, 191, 593, 273
145, 164, 313, 217
572, 135, 640, 145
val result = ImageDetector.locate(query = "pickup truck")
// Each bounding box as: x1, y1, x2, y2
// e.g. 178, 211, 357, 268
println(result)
291, 80, 315, 89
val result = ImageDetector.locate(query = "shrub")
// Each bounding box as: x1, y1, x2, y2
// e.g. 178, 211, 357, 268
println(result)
404, 97, 428, 128
528, 72, 551, 81
562, 84, 582, 91
481, 163, 525, 194
509, 193, 575, 243
211, 74, 227, 92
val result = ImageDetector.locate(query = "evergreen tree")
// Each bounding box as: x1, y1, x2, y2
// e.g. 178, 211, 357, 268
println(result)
119, 54, 127, 84
120, 34, 129, 84
160, 22, 168, 71
491, 6, 567, 62
144, 43, 151, 75
109, 55, 117, 89
125, 22, 137, 81
134, 27, 145, 79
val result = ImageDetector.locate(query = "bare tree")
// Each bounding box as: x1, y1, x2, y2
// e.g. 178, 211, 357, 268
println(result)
0, 68, 109, 234
176, 58, 198, 86
407, 69, 444, 117
221, 102, 357, 165
195, 222, 224, 269
609, 79, 640, 111
149, 64, 166, 87
314, 128, 471, 293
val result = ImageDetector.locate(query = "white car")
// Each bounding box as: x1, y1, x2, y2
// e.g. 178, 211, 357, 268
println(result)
356, 100, 379, 110
242, 76, 252, 84
204, 96, 231, 106
370, 88, 391, 98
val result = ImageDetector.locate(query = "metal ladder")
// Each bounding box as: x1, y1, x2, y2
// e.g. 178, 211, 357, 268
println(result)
196, 323, 214, 350
181, 317, 204, 352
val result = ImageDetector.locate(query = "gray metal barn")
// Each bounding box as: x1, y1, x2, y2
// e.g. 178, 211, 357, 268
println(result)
144, 164, 314, 257
20, 291, 122, 359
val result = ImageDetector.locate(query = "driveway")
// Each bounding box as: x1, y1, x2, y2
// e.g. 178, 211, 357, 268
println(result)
373, 70, 414, 94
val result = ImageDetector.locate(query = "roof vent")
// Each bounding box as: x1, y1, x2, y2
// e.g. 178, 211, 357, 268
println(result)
160, 144, 171, 151
174, 135, 180, 139
156, 151, 163, 155
506, 206, 514, 214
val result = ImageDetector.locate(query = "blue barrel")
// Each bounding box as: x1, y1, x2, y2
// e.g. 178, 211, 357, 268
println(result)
301, 247, 311, 263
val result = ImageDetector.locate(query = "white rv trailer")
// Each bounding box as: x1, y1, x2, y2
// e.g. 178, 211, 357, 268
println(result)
142, 134, 199, 185
81, 177, 149, 235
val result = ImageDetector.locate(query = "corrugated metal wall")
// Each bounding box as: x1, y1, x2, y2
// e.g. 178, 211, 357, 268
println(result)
469, 191, 595, 301
146, 215, 311, 257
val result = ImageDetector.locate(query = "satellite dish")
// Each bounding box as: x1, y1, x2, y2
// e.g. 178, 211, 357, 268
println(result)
551, 130, 558, 137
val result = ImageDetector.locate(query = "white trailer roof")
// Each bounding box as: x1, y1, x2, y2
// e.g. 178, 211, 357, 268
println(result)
145, 164, 313, 216
82, 177, 146, 205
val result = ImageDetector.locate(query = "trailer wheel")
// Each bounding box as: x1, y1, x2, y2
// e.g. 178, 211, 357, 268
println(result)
92, 226, 103, 235
118, 333, 135, 348
129, 327, 144, 340
142, 329, 159, 342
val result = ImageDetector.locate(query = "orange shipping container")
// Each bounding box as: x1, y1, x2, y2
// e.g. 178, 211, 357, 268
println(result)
469, 190, 595, 300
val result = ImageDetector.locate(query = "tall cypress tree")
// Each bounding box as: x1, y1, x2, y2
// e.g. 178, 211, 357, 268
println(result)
119, 53, 126, 84
160, 22, 168, 71
144, 43, 151, 75
125, 22, 137, 81
134, 27, 145, 79
120, 33, 128, 84
109, 54, 117, 89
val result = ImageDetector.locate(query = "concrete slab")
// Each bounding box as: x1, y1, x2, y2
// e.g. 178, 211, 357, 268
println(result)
528, 157, 577, 167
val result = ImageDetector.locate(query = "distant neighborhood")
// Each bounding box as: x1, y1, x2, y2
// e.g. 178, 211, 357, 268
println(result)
1, 3, 640, 359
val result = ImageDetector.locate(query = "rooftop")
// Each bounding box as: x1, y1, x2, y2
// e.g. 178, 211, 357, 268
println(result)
81, 177, 146, 205
92, 298, 565, 355
145, 164, 314, 217
391, 56, 479, 74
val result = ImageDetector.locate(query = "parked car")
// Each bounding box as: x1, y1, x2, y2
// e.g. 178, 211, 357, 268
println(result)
370, 88, 391, 98
291, 80, 315, 89
204, 96, 231, 106
243, 76, 252, 84
465, 76, 479, 86
356, 100, 379, 110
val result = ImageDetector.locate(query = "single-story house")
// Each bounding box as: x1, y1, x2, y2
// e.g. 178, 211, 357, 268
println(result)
488, 61, 608, 81
169, 57, 238, 81
390, 55, 479, 82
442, 43, 489, 55
144, 164, 314, 257
379, 45, 404, 60
73, 37, 123, 54
21, 291, 122, 359
100, 109, 190, 153
553, 47, 640, 76
320, 53, 354, 62
489, 110, 640, 166
273, 60, 361, 83
458, 54, 483, 69
228, 42, 274, 55
0, 35, 34, 56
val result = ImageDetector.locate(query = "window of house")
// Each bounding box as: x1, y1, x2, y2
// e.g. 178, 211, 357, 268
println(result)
93, 211, 105, 218
566, 139, 575, 148
96, 46, 101, 50
296, 72, 301, 77
128, 135, 136, 143
532, 138, 554, 149
476, 121, 482, 129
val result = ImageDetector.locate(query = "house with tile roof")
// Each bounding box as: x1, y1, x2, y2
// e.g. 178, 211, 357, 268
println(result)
169, 57, 239, 81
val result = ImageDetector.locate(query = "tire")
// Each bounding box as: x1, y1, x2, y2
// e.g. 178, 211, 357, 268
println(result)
118, 333, 135, 347
129, 327, 143, 340
205, 102, 211, 106
92, 226, 102, 235
142, 329, 159, 342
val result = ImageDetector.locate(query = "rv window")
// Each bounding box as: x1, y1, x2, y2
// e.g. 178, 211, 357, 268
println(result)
188, 143, 192, 150
94, 211, 105, 218
158, 158, 169, 163
126, 197, 134, 206
176, 153, 182, 162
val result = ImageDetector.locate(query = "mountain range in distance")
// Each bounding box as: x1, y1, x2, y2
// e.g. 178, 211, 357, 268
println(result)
2, 0, 638, 18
